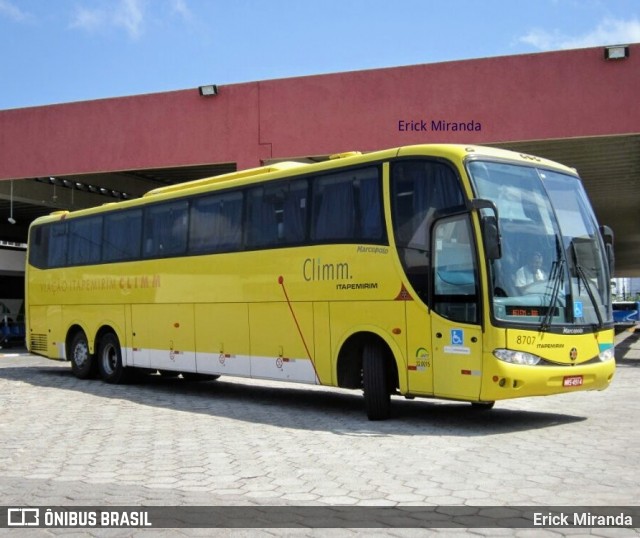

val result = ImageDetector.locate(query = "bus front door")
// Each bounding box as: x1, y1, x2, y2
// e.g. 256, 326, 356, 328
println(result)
430, 214, 483, 401
430, 314, 482, 400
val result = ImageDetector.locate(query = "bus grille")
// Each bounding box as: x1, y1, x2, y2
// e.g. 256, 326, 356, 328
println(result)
30, 334, 48, 353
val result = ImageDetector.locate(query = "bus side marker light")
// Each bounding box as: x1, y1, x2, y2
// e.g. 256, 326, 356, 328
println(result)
392, 328, 402, 335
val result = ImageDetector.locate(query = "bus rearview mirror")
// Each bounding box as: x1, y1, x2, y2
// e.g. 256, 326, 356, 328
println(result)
481, 215, 502, 260
471, 199, 502, 260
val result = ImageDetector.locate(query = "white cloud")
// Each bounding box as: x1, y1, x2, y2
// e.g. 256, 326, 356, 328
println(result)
70, 0, 146, 40
0, 0, 29, 22
170, 0, 193, 22
520, 17, 640, 51
70, 6, 105, 33
115, 0, 144, 39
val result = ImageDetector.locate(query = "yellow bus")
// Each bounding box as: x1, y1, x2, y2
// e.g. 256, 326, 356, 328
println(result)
25, 144, 616, 419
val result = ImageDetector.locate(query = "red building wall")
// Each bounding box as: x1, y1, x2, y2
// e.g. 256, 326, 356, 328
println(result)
1, 44, 638, 180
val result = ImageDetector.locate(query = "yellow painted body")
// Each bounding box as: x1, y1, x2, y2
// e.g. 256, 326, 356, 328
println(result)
26, 144, 615, 403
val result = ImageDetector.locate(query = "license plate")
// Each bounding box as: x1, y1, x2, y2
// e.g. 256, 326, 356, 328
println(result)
563, 375, 583, 387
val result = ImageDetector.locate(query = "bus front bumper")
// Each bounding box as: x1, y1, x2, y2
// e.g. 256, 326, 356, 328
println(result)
480, 355, 616, 402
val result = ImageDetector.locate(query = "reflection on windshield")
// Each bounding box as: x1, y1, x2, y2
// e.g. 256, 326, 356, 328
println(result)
468, 161, 610, 328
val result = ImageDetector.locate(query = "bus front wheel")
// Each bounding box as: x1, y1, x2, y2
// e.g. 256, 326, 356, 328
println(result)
363, 343, 391, 421
69, 331, 96, 379
98, 332, 126, 384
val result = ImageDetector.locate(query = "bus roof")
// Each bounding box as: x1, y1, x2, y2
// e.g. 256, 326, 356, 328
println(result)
29, 144, 578, 226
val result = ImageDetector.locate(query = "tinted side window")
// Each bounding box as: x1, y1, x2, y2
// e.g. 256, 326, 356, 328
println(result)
391, 160, 465, 300
143, 200, 188, 258
189, 191, 243, 253
311, 167, 383, 242
246, 179, 308, 248
28, 225, 49, 268
68, 216, 102, 265
103, 209, 142, 262
48, 222, 68, 267
391, 160, 465, 249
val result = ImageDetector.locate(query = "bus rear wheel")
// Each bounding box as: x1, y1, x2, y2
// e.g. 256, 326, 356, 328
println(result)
69, 331, 96, 379
363, 343, 391, 420
98, 332, 126, 384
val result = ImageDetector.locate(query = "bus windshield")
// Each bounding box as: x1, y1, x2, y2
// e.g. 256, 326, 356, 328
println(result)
468, 160, 611, 328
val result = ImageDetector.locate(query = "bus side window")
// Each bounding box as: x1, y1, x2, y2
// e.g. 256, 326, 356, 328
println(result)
68, 216, 102, 266
29, 226, 49, 269
432, 215, 479, 324
247, 179, 309, 248
103, 209, 142, 262
281, 180, 308, 243
144, 200, 188, 258
247, 186, 279, 248
391, 160, 465, 301
313, 177, 355, 241
311, 167, 382, 243
48, 222, 68, 268
189, 191, 243, 253
359, 174, 383, 239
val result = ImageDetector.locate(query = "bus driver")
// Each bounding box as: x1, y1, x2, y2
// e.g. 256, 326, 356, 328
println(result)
515, 251, 546, 292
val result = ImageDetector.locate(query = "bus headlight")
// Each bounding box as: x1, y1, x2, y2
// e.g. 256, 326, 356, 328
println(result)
493, 348, 541, 366
598, 347, 615, 362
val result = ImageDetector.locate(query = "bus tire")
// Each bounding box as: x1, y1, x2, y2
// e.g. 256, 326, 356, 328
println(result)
69, 330, 96, 379
363, 343, 391, 420
97, 332, 126, 384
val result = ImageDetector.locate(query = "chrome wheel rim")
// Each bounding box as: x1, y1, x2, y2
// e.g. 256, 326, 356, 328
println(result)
102, 342, 118, 375
73, 341, 89, 367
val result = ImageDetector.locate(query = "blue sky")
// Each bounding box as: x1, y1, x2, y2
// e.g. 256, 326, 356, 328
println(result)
1, 0, 640, 110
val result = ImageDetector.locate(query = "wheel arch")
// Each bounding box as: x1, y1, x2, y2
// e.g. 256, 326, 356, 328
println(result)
66, 322, 125, 357
95, 323, 120, 344
335, 327, 406, 393
94, 323, 127, 360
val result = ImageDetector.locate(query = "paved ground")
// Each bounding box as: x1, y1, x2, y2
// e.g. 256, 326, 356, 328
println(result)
1, 330, 639, 537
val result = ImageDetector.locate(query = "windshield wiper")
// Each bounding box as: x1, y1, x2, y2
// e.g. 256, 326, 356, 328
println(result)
540, 236, 564, 332
571, 241, 604, 329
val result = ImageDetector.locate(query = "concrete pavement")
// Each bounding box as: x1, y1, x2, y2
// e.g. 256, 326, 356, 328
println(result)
1, 331, 639, 536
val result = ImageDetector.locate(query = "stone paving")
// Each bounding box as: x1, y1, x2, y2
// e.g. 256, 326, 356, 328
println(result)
0, 330, 639, 537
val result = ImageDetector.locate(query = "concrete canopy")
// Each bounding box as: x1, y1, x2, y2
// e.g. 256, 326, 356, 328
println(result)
1, 44, 638, 274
